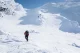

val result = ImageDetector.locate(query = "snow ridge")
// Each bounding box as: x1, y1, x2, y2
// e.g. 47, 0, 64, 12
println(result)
0, 0, 80, 53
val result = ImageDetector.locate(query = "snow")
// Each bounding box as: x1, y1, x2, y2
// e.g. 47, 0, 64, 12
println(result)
0, 0, 80, 53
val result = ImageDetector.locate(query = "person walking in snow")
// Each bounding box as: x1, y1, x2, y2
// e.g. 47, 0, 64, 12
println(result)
24, 30, 29, 41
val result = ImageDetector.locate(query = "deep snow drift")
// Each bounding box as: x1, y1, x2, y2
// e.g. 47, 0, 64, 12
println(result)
0, 0, 80, 53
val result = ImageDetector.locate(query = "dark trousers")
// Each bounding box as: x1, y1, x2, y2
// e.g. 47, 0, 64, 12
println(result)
25, 35, 28, 41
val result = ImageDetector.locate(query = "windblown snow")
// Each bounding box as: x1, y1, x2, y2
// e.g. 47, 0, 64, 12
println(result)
0, 0, 80, 53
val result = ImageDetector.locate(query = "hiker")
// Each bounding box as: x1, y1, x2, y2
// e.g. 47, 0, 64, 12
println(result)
24, 30, 29, 41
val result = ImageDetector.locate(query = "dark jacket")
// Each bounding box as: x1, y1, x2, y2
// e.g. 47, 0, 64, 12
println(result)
24, 31, 29, 36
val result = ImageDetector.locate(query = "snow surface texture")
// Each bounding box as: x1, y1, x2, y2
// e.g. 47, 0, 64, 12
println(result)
0, 0, 80, 53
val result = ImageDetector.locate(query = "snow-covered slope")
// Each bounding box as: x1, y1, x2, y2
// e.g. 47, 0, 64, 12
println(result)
39, 2, 80, 33
0, 0, 50, 53
0, 0, 80, 53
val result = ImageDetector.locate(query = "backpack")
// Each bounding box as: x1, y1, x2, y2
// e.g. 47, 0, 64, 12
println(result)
24, 31, 29, 36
